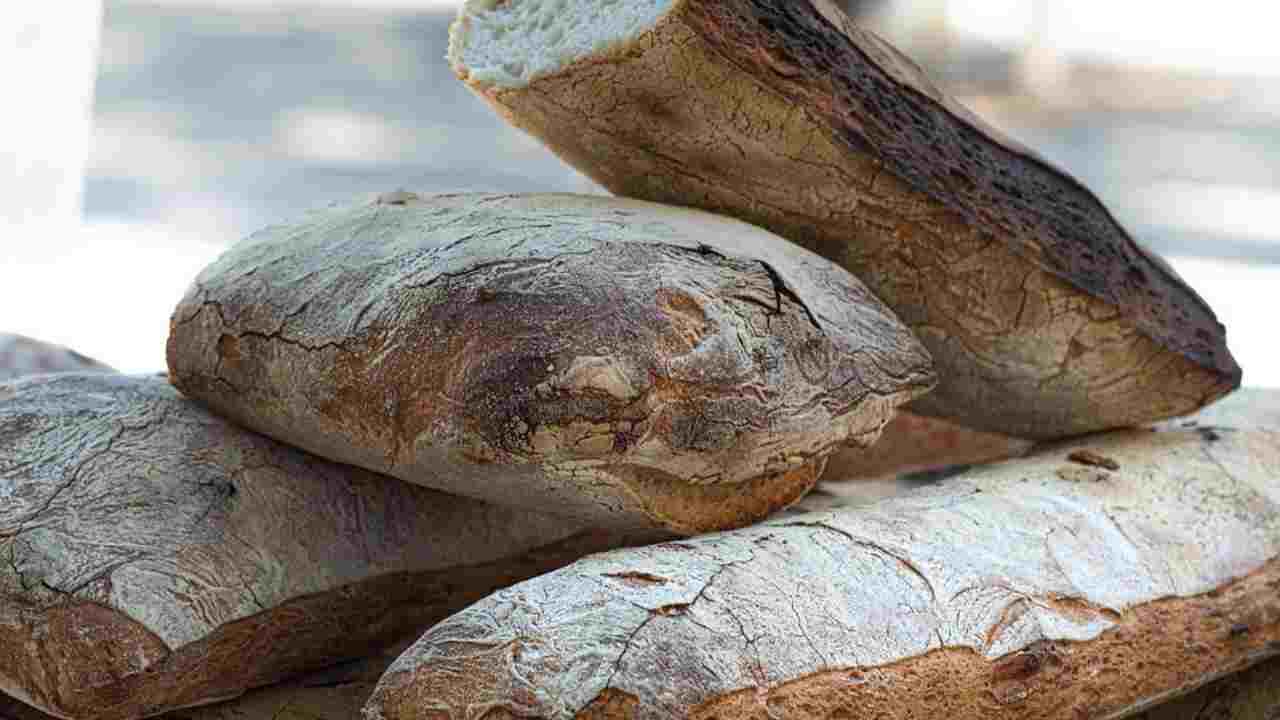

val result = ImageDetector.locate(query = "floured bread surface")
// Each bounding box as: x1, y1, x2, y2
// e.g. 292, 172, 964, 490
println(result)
449, 0, 1241, 439
167, 192, 934, 534
367, 424, 1280, 719
0, 373, 625, 720
450, 0, 677, 86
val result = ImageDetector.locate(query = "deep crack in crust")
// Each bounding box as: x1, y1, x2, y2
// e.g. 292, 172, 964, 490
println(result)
365, 424, 1280, 719
450, 0, 1240, 439
0, 374, 631, 719
167, 193, 935, 534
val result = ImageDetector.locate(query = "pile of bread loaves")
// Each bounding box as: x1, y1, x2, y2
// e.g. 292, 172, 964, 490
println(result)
3, 2, 1278, 719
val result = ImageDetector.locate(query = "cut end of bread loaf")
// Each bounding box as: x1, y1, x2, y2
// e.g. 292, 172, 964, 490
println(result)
450, 0, 675, 86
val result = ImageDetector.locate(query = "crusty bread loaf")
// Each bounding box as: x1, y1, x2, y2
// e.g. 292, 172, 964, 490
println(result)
7, 637, 1277, 720
0, 374, 632, 720
366, 423, 1280, 719
448, 0, 1241, 439
167, 192, 935, 534
0, 334, 112, 381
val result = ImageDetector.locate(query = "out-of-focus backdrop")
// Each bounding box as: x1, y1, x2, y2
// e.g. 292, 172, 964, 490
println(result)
2, 0, 1277, 385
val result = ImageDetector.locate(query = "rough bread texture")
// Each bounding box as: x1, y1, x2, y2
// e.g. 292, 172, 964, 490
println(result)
1131, 655, 1280, 720
365, 424, 1280, 719
449, 0, 1241, 438
167, 192, 935, 534
0, 374, 632, 720
0, 334, 112, 382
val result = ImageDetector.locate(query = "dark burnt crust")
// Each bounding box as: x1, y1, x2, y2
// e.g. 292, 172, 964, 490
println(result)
680, 0, 1239, 385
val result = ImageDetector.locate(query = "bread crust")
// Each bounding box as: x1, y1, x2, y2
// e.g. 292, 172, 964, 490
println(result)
366, 424, 1280, 719
167, 192, 934, 533
450, 0, 1240, 438
0, 374, 629, 719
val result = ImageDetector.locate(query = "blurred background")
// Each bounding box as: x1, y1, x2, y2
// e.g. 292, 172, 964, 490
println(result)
2, 0, 1276, 386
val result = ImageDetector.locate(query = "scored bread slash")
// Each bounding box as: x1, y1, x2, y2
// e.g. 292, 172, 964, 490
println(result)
167, 192, 935, 535
0, 374, 634, 720
365, 421, 1280, 719
447, 0, 1241, 439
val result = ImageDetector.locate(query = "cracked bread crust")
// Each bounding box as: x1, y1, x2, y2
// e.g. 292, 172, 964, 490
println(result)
0, 374, 628, 720
166, 192, 935, 534
449, 0, 1240, 438
365, 423, 1280, 719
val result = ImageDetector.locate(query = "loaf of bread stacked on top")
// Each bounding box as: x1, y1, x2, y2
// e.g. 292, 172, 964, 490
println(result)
2, 2, 1271, 719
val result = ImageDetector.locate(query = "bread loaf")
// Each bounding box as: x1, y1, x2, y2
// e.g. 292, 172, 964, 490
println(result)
0, 334, 112, 381
0, 374, 630, 720
366, 423, 1280, 719
168, 192, 934, 534
447, 0, 1240, 438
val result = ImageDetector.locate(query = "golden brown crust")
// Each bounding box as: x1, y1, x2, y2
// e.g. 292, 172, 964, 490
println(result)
688, 560, 1280, 720
0, 375, 635, 719
364, 425, 1280, 720
455, 0, 1240, 438
167, 193, 933, 533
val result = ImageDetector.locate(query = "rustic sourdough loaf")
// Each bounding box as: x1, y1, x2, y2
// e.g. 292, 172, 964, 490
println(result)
448, 0, 1241, 439
168, 192, 935, 534
366, 422, 1280, 719
0, 334, 112, 382
0, 374, 632, 720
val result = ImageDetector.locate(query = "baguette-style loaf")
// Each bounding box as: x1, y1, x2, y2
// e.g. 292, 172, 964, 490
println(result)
448, 0, 1241, 438
366, 423, 1280, 719
0, 374, 630, 720
168, 192, 935, 534
0, 334, 112, 382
